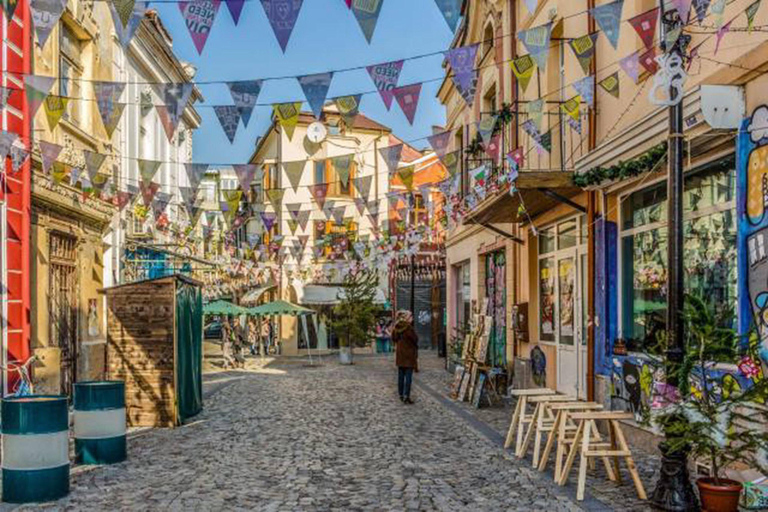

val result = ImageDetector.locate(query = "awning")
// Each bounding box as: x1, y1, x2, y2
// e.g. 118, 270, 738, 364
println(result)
301, 285, 387, 306
240, 282, 276, 305
203, 300, 248, 316
249, 300, 314, 316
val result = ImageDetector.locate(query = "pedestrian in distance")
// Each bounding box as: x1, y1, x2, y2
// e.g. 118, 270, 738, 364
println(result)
393, 310, 418, 404
221, 317, 236, 369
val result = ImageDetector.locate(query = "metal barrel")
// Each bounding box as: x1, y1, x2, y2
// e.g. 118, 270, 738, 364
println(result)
73, 381, 126, 465
1, 395, 70, 503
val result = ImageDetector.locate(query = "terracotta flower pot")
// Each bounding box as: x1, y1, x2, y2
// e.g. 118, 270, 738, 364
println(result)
696, 477, 742, 512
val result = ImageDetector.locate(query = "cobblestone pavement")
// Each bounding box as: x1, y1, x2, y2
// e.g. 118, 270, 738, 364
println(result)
16, 352, 658, 511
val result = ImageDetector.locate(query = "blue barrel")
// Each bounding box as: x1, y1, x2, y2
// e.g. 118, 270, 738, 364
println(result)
1, 395, 69, 503
73, 381, 126, 465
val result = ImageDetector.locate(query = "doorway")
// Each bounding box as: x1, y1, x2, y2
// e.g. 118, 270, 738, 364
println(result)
49, 232, 78, 396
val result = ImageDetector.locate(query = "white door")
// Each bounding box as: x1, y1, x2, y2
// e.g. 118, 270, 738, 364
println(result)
556, 254, 579, 397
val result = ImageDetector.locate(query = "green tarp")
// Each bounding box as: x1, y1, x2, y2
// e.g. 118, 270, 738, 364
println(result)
176, 281, 203, 423
249, 300, 314, 317
204, 299, 248, 316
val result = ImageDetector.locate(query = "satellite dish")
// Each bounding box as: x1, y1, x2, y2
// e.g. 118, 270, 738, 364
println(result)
307, 122, 327, 143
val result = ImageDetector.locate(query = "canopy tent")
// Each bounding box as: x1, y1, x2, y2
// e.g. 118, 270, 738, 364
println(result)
203, 300, 248, 316
249, 300, 314, 317
301, 285, 387, 306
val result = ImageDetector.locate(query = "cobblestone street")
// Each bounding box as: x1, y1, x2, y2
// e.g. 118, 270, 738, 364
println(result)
17, 353, 656, 511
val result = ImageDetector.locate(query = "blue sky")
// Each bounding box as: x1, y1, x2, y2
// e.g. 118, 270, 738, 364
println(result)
152, 0, 455, 164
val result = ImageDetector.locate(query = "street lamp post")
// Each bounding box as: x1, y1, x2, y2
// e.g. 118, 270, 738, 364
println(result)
650, 2, 698, 510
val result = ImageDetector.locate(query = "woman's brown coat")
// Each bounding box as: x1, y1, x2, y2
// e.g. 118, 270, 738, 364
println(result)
393, 323, 419, 368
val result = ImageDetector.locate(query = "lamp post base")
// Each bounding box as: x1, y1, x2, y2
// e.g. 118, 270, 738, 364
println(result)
651, 442, 699, 511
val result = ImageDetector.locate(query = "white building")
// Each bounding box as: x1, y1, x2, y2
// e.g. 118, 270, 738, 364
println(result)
104, 10, 203, 287
249, 106, 393, 354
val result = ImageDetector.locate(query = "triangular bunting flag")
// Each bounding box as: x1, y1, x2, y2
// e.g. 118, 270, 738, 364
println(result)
629, 7, 659, 50
114, 189, 135, 211
711, 0, 726, 27
30, 0, 67, 47
354, 197, 366, 216
309, 183, 329, 209
569, 33, 599, 76
260, 0, 304, 52
10, 144, 28, 174
746, 0, 761, 32
43, 96, 68, 131
619, 52, 641, 83
139, 181, 160, 206
156, 83, 194, 142
286, 203, 301, 221
334, 94, 362, 127
178, 0, 221, 55
434, 0, 461, 31
260, 211, 277, 231
152, 192, 172, 223
351, 0, 383, 43
94, 81, 126, 137
266, 188, 284, 210
296, 210, 311, 230
511, 54, 536, 93
392, 83, 422, 125
233, 164, 258, 192
715, 19, 732, 55
519, 23, 553, 70
591, 0, 624, 49
273, 102, 302, 141
39, 140, 62, 174
353, 174, 373, 199
427, 130, 452, 158
526, 98, 544, 130
669, 0, 692, 22
477, 114, 498, 146
109, 0, 147, 48
25, 75, 56, 117
484, 133, 501, 161
282, 161, 306, 191
179, 186, 199, 217
379, 143, 404, 176
83, 150, 106, 182
572, 75, 595, 107
138, 159, 161, 186
638, 47, 658, 75
693, 0, 711, 23
332, 154, 353, 187
286, 220, 299, 235
298, 71, 334, 120
598, 72, 621, 98
184, 163, 209, 193
224, 0, 245, 24
445, 45, 479, 106
214, 105, 241, 143
366, 60, 404, 110
227, 80, 262, 127
0, 86, 14, 109
0, 131, 18, 162
397, 166, 415, 191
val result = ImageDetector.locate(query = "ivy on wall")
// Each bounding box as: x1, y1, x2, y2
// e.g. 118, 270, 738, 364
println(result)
573, 144, 667, 188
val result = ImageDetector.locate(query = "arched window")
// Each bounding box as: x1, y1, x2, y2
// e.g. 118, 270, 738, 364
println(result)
483, 21, 494, 56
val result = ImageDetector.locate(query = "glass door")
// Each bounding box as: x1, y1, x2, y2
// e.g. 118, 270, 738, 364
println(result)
556, 253, 578, 397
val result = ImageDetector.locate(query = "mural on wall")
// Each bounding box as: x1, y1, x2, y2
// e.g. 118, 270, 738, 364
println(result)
738, 105, 768, 374
530, 345, 546, 387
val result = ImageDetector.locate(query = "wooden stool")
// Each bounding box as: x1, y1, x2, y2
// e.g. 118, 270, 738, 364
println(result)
517, 395, 577, 462
537, 402, 604, 481
504, 388, 556, 452
559, 412, 647, 502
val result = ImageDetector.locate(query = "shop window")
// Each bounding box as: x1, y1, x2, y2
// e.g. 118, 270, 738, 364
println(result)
619, 163, 737, 355
454, 261, 471, 334
60, 24, 83, 126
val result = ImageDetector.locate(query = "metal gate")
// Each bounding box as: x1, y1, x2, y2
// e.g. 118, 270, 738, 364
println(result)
49, 232, 78, 396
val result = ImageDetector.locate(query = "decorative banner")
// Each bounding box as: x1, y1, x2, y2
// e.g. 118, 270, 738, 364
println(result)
331, 206, 346, 225
715, 19, 732, 55
309, 183, 329, 209
351, 0, 383, 44
179, 186, 199, 217
30, 0, 67, 47
392, 83, 422, 125
592, 0, 624, 49
287, 219, 299, 235
366, 60, 404, 110
572, 75, 595, 107
619, 51, 641, 83
303, 136, 322, 156
94, 81, 126, 137
353, 174, 373, 198
332, 154, 353, 187
43, 96, 68, 131
0, 132, 18, 163
139, 181, 160, 206
569, 33, 599, 76
3, 0, 19, 21
10, 144, 28, 174
110, 0, 146, 48
477, 113, 498, 146
0, 86, 14, 108
224, 0, 245, 24
710, 0, 726, 27
298, 71, 334, 119
526, 98, 544, 130
693, 0, 711, 23
354, 197, 367, 216
178, 0, 222, 55
511, 54, 536, 93
380, 143, 404, 175
83, 150, 106, 182
296, 210, 311, 230
114, 190, 135, 211
397, 165, 415, 191
282, 160, 305, 191
214, 105, 241, 143
233, 163, 258, 192
39, 140, 62, 174
746, 0, 761, 33
334, 94, 362, 126
151, 192, 172, 223
427, 130, 452, 158
156, 83, 194, 142
25, 75, 56, 118
184, 163, 209, 193
260, 0, 303, 52
638, 47, 658, 75
260, 211, 278, 231
266, 188, 285, 210
222, 189, 243, 213
445, 45, 479, 105
629, 7, 659, 50
286, 203, 301, 220
669, 0, 692, 22
598, 72, 621, 98
434, 0, 462, 32
273, 102, 302, 141
521, 119, 543, 152
524, 0, 538, 14
484, 133, 501, 161
69, 167, 81, 187
228, 80, 262, 127
519, 23, 552, 70
540, 130, 552, 153
138, 159, 162, 187
507, 147, 524, 171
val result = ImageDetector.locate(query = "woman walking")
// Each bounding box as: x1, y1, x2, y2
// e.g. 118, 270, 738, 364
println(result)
221, 318, 236, 369
393, 310, 418, 404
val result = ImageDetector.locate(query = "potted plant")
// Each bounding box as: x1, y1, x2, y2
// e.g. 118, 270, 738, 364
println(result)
331, 268, 379, 365
656, 295, 768, 512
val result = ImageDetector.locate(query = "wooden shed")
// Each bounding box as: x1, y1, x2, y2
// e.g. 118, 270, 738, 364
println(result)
103, 275, 203, 427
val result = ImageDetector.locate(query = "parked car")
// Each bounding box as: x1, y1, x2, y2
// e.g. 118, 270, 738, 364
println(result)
204, 320, 222, 340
